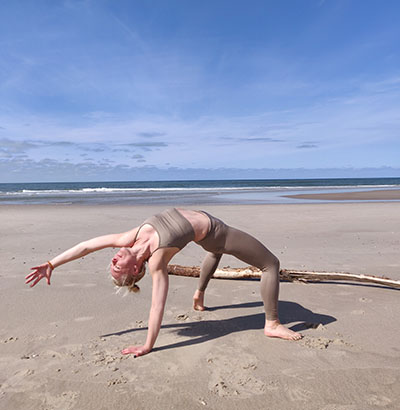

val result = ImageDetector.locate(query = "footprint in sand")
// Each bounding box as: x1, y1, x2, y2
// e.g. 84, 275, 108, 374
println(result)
107, 375, 128, 387
351, 309, 365, 315
301, 337, 332, 349
301, 336, 353, 350
175, 314, 189, 321
359, 297, 372, 303
206, 351, 265, 397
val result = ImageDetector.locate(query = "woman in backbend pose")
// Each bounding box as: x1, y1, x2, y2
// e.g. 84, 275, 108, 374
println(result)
26, 208, 302, 357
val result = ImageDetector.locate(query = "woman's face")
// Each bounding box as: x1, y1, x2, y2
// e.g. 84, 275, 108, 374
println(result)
110, 247, 137, 281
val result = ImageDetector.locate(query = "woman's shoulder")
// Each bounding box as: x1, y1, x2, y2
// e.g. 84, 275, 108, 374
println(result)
118, 226, 142, 247
147, 247, 180, 270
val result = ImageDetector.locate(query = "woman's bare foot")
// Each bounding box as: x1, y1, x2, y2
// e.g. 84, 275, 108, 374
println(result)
193, 289, 206, 311
264, 319, 302, 341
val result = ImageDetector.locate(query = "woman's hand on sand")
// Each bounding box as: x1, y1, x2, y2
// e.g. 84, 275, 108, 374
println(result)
121, 345, 151, 357
25, 263, 53, 287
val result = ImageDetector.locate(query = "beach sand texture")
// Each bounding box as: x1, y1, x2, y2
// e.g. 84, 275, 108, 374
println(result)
1, 203, 399, 410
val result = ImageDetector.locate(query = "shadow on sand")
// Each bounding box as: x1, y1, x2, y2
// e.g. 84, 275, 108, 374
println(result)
101, 300, 336, 352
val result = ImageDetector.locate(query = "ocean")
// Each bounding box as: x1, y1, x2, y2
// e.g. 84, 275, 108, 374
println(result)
1, 178, 400, 205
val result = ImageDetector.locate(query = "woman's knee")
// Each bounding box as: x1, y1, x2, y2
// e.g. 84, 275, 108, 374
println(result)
262, 254, 280, 273
203, 252, 221, 263
211, 252, 222, 261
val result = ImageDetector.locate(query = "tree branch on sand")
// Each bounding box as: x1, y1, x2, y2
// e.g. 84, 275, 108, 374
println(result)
167, 264, 400, 290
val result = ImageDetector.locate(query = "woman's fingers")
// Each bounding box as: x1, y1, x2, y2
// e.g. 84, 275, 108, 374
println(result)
25, 271, 37, 280
30, 276, 43, 287
25, 273, 38, 284
121, 347, 136, 355
121, 345, 150, 357
26, 271, 48, 286
26, 265, 51, 286
121, 347, 141, 356
25, 266, 43, 281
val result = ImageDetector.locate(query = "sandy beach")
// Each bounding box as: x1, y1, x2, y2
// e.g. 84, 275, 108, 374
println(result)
1, 203, 399, 410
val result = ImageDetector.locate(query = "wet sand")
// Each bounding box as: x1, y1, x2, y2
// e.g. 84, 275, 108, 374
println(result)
1, 203, 399, 410
284, 188, 400, 201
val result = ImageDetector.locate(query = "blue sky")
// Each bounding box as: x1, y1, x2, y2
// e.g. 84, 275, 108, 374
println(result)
0, 0, 399, 182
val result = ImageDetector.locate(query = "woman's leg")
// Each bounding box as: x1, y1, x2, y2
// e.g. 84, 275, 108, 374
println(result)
194, 227, 280, 318
223, 227, 280, 320
193, 252, 222, 310
198, 252, 223, 292
223, 226, 302, 340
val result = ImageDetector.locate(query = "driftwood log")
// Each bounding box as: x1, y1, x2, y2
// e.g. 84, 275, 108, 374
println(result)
167, 264, 400, 290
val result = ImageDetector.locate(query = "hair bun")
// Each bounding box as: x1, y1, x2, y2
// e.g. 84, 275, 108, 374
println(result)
129, 284, 140, 293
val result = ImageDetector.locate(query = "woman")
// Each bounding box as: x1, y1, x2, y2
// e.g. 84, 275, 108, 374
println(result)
26, 208, 302, 357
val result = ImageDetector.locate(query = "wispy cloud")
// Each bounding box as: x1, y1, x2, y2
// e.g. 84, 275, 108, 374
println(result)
120, 142, 168, 148
238, 137, 285, 143
137, 132, 166, 138
297, 143, 318, 149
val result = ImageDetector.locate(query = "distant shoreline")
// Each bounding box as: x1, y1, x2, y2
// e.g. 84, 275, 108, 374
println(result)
284, 189, 400, 201
1, 178, 400, 205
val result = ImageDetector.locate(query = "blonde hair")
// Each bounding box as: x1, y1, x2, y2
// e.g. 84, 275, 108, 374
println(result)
112, 262, 146, 294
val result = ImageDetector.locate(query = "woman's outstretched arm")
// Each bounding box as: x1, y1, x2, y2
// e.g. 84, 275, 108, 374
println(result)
25, 228, 138, 287
121, 260, 169, 357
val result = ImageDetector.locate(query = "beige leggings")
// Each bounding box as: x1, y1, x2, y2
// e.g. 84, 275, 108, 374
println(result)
197, 213, 280, 321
